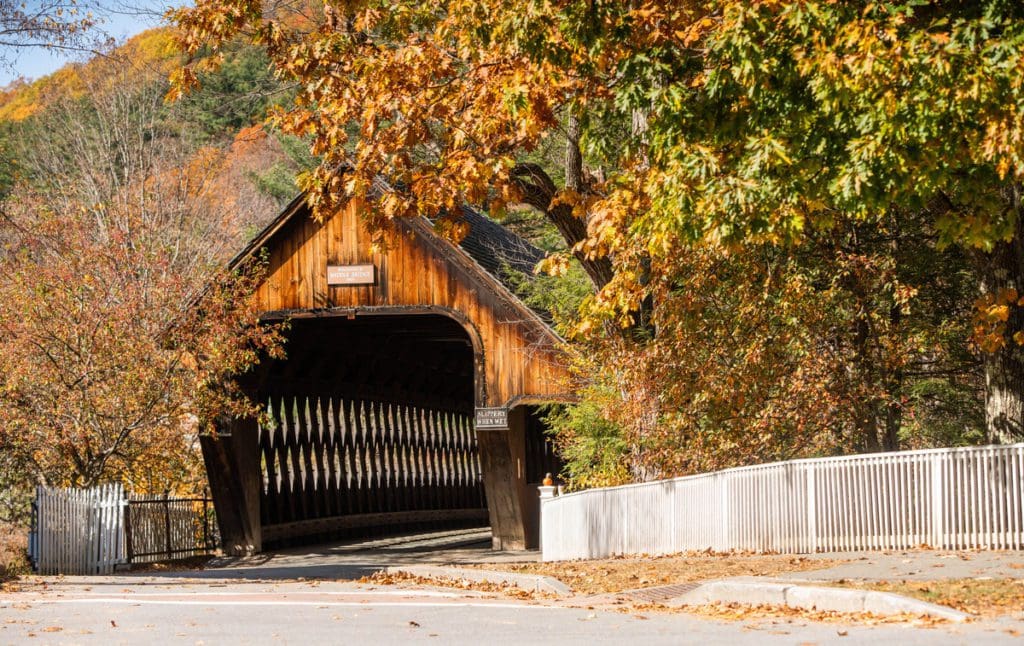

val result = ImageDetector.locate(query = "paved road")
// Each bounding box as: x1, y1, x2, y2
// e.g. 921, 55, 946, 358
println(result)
3, 578, 1023, 645
6, 531, 1024, 645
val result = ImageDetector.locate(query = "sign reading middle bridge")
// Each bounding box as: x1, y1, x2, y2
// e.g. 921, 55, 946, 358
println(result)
475, 407, 509, 430
327, 263, 377, 286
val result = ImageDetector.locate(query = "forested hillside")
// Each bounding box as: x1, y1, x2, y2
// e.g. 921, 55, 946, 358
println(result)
0, 26, 305, 514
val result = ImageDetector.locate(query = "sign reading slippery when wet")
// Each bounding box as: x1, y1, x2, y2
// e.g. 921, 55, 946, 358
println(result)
475, 407, 509, 430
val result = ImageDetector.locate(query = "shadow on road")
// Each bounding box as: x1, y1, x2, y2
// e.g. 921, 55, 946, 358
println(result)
113, 527, 533, 582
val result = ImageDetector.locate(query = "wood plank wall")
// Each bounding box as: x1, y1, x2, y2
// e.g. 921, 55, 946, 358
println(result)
252, 200, 568, 408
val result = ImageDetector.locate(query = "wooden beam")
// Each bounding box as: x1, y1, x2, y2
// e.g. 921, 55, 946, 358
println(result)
200, 417, 263, 556
477, 406, 531, 550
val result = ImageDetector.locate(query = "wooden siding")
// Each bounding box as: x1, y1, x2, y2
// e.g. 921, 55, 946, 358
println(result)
250, 200, 568, 408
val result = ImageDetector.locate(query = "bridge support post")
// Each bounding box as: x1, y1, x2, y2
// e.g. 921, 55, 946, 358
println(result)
478, 406, 534, 550
200, 416, 262, 556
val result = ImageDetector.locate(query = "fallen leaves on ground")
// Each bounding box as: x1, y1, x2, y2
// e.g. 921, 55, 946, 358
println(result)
679, 601, 950, 627
358, 570, 556, 600
836, 579, 1024, 617
0, 581, 21, 593
464, 552, 844, 595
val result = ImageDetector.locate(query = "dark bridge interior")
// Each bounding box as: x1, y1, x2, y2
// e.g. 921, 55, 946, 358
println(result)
238, 314, 487, 548
246, 314, 476, 413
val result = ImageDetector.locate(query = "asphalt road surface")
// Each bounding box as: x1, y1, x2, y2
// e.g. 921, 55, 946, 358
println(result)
3, 579, 1023, 645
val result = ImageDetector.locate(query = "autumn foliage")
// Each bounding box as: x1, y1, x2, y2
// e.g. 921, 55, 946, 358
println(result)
0, 24, 293, 498
165, 0, 1024, 486
0, 193, 281, 491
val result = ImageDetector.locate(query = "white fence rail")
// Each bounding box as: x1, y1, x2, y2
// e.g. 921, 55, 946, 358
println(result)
540, 444, 1024, 561
32, 484, 126, 575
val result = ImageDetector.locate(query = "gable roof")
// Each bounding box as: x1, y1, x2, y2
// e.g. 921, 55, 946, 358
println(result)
457, 206, 546, 290
230, 193, 558, 334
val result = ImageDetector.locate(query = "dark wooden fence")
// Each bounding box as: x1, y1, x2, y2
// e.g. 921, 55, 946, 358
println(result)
126, 491, 219, 564
259, 394, 487, 545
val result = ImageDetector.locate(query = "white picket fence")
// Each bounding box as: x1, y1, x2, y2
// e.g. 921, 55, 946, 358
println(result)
540, 444, 1024, 561
30, 484, 126, 575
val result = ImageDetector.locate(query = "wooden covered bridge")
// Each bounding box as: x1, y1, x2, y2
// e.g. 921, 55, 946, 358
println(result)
201, 196, 568, 555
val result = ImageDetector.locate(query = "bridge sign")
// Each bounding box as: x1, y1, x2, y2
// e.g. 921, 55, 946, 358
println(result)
475, 407, 509, 430
327, 264, 377, 285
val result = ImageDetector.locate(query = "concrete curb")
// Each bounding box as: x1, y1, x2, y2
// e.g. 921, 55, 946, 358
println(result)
666, 579, 969, 622
385, 565, 573, 596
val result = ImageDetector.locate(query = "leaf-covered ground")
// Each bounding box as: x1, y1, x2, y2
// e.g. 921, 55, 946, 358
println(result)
676, 601, 951, 628
465, 552, 1024, 620
837, 578, 1024, 618
466, 553, 844, 595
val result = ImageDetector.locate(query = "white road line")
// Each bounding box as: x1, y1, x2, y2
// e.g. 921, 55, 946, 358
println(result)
9, 590, 464, 599
14, 599, 562, 610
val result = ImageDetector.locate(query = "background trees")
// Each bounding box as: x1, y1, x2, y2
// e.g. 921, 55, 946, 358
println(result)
0, 1, 101, 66
169, 0, 1023, 486
0, 192, 280, 490
0, 27, 294, 502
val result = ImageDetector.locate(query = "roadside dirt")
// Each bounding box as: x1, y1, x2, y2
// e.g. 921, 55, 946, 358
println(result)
126, 555, 217, 572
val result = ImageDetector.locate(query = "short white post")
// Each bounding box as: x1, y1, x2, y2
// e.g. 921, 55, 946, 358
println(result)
538, 483, 557, 558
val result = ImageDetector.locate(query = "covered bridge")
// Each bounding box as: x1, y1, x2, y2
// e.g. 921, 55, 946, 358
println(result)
201, 195, 569, 555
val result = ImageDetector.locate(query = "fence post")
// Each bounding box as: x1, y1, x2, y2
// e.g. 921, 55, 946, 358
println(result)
670, 480, 677, 553
35, 485, 43, 573
806, 463, 817, 553
28, 496, 38, 570
163, 490, 172, 561
124, 491, 134, 565
202, 488, 210, 552
931, 452, 944, 548
717, 472, 728, 551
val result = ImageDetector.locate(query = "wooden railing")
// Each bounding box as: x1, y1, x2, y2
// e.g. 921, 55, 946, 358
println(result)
540, 444, 1024, 561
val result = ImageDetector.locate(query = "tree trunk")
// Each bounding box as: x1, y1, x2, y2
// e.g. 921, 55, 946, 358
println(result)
510, 157, 614, 289
851, 311, 882, 452
882, 223, 903, 452
980, 205, 1024, 443
985, 347, 1024, 443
